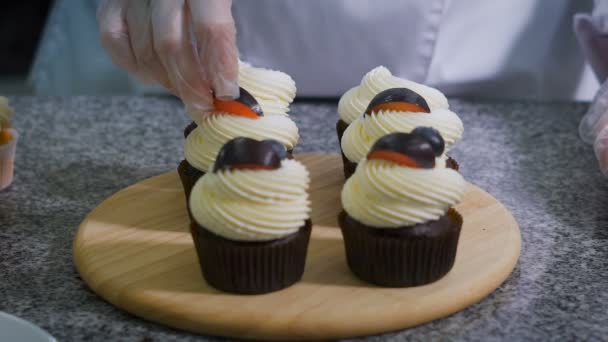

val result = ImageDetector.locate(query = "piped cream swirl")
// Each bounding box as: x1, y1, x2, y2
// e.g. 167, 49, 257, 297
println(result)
0, 97, 13, 129
341, 109, 463, 163
341, 159, 466, 228
338, 66, 449, 124
185, 113, 299, 172
239, 62, 296, 115
190, 159, 311, 241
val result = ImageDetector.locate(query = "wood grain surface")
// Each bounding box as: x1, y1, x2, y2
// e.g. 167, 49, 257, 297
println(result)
73, 153, 521, 340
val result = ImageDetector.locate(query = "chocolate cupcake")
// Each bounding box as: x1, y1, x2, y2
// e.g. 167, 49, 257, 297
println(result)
337, 66, 449, 160
339, 132, 466, 287
341, 87, 464, 179
178, 87, 299, 208
189, 137, 311, 294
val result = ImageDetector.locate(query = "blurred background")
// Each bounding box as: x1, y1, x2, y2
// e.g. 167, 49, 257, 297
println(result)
0, 0, 599, 100
0, 0, 148, 97
0, 1, 52, 94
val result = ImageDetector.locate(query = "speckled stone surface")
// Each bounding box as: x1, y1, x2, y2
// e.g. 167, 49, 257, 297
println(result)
1, 96, 607, 341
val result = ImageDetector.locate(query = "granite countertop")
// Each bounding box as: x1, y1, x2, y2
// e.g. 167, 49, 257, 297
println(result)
1, 96, 607, 341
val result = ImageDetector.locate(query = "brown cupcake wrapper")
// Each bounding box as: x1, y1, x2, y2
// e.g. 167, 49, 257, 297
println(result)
446, 156, 459, 171
336, 120, 355, 179
184, 121, 198, 138
341, 153, 357, 180
336, 119, 349, 143
339, 209, 462, 287
190, 220, 312, 294
177, 159, 206, 220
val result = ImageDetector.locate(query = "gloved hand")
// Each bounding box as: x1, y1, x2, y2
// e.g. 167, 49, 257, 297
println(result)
574, 1, 608, 82
579, 80, 608, 176
97, 0, 239, 119
575, 0, 608, 176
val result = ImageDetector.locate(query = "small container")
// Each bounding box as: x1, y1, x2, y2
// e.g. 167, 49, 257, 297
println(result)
191, 220, 312, 294
0, 129, 18, 191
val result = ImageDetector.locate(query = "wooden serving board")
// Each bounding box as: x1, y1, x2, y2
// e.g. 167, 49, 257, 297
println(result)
73, 153, 521, 340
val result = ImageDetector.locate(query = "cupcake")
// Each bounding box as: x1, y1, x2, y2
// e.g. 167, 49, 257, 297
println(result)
340, 132, 466, 287
178, 87, 299, 204
0, 97, 17, 191
183, 61, 296, 138
337, 66, 449, 142
189, 137, 311, 294
340, 88, 463, 178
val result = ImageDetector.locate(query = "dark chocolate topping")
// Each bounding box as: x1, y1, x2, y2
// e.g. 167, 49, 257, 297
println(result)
213, 137, 286, 172
214, 87, 264, 118
236, 87, 263, 116
411, 127, 445, 157
368, 132, 435, 168
364, 88, 430, 115
264, 139, 289, 160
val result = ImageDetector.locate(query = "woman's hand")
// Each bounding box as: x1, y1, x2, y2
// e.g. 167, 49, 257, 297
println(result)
97, 0, 239, 117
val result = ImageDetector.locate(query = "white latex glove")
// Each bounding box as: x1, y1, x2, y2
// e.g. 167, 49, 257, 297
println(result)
574, 1, 608, 82
580, 80, 608, 176
97, 0, 239, 118
575, 0, 608, 176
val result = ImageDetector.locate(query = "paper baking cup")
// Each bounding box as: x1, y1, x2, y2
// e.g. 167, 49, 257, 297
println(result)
339, 209, 462, 287
190, 220, 312, 294
336, 119, 349, 143
0, 129, 17, 191
446, 156, 460, 171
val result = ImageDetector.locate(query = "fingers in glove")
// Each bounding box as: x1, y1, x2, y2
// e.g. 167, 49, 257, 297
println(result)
189, 0, 239, 100
98, 0, 139, 75
574, 14, 608, 82
152, 0, 213, 119
125, 0, 172, 87
594, 125, 608, 176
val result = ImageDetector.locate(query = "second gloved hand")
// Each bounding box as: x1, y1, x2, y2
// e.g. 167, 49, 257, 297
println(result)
575, 1, 608, 176
98, 0, 239, 119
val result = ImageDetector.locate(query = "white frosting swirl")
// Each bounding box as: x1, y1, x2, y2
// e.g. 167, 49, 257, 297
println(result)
341, 159, 466, 228
190, 159, 311, 241
185, 113, 299, 172
239, 62, 296, 115
341, 109, 464, 163
338, 66, 449, 124
257, 99, 290, 115
435, 154, 448, 169
0, 97, 13, 129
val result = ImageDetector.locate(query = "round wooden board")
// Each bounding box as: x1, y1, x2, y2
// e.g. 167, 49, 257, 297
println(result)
73, 153, 521, 340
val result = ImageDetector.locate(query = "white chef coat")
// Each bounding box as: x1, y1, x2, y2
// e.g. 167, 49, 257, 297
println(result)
30, 0, 599, 101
